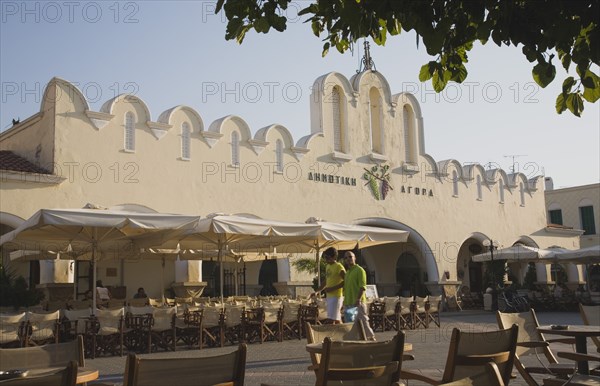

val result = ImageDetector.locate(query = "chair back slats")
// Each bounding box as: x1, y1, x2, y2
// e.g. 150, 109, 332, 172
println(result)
0, 360, 78, 386
496, 309, 543, 357
443, 324, 518, 384
316, 331, 406, 386
0, 336, 85, 370
125, 343, 246, 386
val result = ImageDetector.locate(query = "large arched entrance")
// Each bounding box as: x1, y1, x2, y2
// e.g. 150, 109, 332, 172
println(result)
456, 239, 485, 292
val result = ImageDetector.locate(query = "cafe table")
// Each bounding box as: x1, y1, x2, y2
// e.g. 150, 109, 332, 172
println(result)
537, 324, 600, 374
306, 341, 413, 354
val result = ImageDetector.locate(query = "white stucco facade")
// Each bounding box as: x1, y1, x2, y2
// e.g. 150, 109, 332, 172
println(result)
0, 72, 582, 299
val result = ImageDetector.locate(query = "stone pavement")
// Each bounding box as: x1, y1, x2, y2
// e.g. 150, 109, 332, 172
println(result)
89, 311, 587, 385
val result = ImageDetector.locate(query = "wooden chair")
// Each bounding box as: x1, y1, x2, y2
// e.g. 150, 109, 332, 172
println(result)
496, 309, 575, 386
382, 296, 399, 331
439, 362, 506, 386
395, 296, 414, 330
305, 321, 366, 373
87, 307, 125, 358
124, 343, 247, 386
149, 306, 176, 352
579, 304, 600, 353
61, 308, 92, 342
244, 305, 281, 343
368, 300, 386, 332
201, 305, 223, 348
412, 296, 428, 328
316, 331, 407, 386
25, 310, 60, 346
0, 312, 27, 348
0, 360, 78, 386
175, 308, 202, 349
401, 325, 518, 385
222, 305, 245, 346
0, 335, 85, 371
280, 301, 302, 340
427, 295, 442, 327
124, 306, 153, 353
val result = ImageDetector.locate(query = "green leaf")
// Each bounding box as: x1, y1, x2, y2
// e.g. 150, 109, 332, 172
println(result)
583, 86, 600, 103
522, 46, 537, 62
562, 77, 575, 94
566, 93, 584, 117
532, 62, 556, 88
561, 54, 572, 71
254, 17, 270, 33
322, 42, 330, 57
451, 65, 468, 83
555, 93, 567, 114
419, 62, 436, 82
432, 70, 448, 92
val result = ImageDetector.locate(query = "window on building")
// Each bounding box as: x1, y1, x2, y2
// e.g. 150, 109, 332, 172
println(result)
231, 131, 240, 166
275, 139, 283, 172
519, 182, 525, 206
498, 178, 505, 203
332, 87, 345, 152
476, 175, 482, 200
124, 112, 135, 151
580, 206, 596, 235
369, 88, 383, 154
549, 209, 563, 225
403, 105, 416, 163
181, 122, 191, 159
452, 171, 459, 196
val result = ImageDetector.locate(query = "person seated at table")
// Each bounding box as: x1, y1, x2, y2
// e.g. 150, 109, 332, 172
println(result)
133, 287, 148, 299
96, 280, 111, 306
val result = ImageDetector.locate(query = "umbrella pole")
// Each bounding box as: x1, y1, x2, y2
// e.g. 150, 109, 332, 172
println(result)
91, 247, 97, 315
161, 256, 166, 304
316, 244, 321, 288
219, 240, 224, 306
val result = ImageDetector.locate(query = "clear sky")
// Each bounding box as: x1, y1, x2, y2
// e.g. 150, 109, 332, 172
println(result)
1, 1, 598, 189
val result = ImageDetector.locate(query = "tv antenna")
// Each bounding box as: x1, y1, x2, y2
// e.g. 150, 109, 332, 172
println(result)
504, 154, 527, 174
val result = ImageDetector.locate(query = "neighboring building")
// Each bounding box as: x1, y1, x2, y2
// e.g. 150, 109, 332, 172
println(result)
0, 70, 582, 300
545, 179, 600, 293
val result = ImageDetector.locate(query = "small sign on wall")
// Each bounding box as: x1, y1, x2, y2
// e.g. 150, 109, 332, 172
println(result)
365, 284, 379, 300
106, 267, 117, 277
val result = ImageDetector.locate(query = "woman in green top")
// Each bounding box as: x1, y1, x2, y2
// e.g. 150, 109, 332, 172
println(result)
313, 247, 345, 323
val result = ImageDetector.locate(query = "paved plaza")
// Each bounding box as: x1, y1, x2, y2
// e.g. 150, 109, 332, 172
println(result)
90, 310, 589, 386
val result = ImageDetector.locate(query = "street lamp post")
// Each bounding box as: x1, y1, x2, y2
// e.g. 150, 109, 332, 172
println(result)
483, 239, 499, 311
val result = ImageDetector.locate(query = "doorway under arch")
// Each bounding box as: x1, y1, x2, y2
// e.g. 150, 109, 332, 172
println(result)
259, 259, 278, 296
396, 253, 423, 296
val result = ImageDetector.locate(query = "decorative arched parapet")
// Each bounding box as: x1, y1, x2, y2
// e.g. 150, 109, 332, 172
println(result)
437, 159, 465, 181
43, 77, 90, 114
350, 70, 394, 108
418, 154, 440, 179
462, 163, 488, 184
513, 235, 539, 247
486, 168, 510, 189
353, 217, 440, 283
508, 172, 530, 191
203, 115, 253, 149
292, 133, 322, 161
100, 94, 171, 139
393, 92, 425, 165
527, 175, 544, 192
311, 71, 356, 109
253, 124, 295, 156
158, 105, 205, 134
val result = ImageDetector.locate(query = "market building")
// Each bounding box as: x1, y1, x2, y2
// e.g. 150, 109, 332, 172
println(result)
0, 68, 584, 301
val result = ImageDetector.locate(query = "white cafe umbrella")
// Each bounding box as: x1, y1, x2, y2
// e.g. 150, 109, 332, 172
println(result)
472, 244, 549, 263
148, 213, 322, 301
285, 218, 410, 286
539, 245, 600, 264
0, 206, 200, 312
